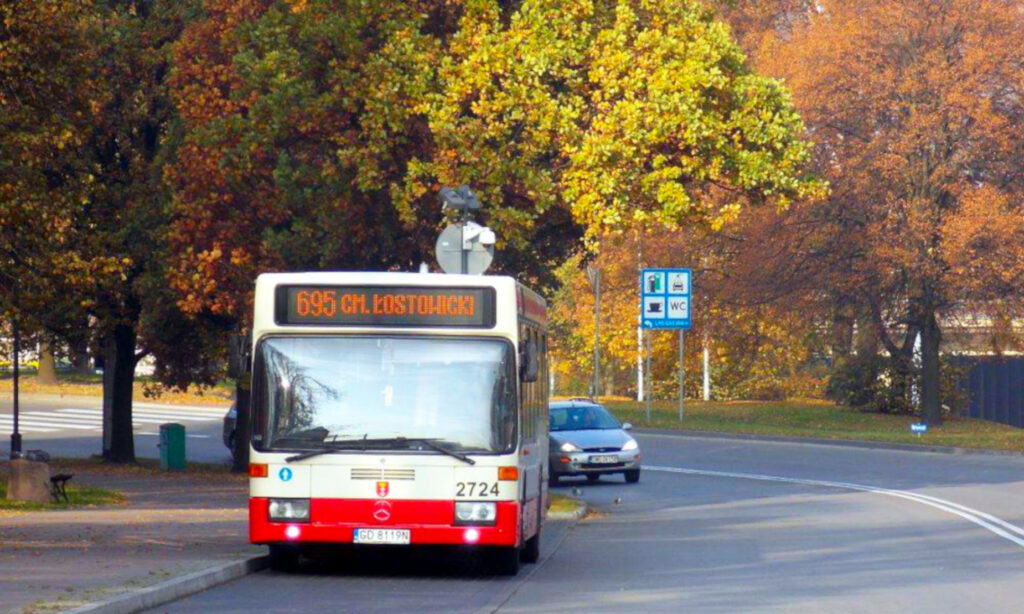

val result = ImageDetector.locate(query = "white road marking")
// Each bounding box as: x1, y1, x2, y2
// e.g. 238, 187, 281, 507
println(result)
134, 403, 228, 413
55, 409, 218, 422
645, 465, 1024, 550
5, 412, 102, 424
0, 421, 57, 432
1, 406, 221, 434
0, 418, 95, 430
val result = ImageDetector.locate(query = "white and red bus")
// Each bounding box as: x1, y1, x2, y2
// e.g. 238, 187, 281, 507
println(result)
246, 272, 549, 574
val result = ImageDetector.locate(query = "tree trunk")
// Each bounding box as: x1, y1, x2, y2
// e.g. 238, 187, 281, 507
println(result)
102, 324, 138, 463
830, 301, 854, 359
37, 341, 58, 385
920, 310, 942, 425
232, 378, 251, 473
71, 339, 93, 374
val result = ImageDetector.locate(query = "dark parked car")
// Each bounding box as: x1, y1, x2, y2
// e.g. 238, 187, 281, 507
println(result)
222, 403, 237, 450
548, 400, 640, 485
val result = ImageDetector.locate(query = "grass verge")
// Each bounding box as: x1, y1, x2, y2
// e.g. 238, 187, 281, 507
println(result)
0, 481, 125, 511
599, 399, 1023, 453
549, 493, 581, 515
46, 456, 240, 477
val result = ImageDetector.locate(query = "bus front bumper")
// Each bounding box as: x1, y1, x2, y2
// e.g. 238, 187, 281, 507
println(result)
249, 498, 520, 546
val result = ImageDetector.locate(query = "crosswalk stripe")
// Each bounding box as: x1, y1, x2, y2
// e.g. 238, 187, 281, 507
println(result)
14, 412, 102, 424
0, 423, 57, 433
31, 411, 172, 426
56, 409, 218, 422
0, 418, 95, 430
135, 403, 229, 413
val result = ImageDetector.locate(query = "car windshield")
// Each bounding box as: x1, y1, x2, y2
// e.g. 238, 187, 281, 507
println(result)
253, 336, 517, 453
549, 405, 620, 431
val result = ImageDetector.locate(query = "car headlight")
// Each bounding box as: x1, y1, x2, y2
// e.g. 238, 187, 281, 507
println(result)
560, 441, 582, 453
455, 501, 497, 525
622, 439, 638, 451
268, 498, 310, 523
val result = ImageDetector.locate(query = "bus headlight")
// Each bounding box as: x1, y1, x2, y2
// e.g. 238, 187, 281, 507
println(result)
269, 498, 310, 523
455, 502, 497, 525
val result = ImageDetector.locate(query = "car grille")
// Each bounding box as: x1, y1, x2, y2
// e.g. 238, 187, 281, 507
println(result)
582, 462, 625, 469
582, 446, 621, 453
350, 468, 416, 481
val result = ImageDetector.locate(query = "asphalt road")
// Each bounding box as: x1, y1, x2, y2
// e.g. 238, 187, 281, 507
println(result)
149, 432, 1024, 613
0, 395, 232, 464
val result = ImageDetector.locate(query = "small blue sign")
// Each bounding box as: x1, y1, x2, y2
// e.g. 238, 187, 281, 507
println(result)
641, 268, 691, 330
910, 423, 928, 435
279, 467, 293, 482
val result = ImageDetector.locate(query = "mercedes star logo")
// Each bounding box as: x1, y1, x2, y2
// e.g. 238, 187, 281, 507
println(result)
372, 500, 392, 523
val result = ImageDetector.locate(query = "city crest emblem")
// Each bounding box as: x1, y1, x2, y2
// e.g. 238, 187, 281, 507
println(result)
376, 481, 389, 497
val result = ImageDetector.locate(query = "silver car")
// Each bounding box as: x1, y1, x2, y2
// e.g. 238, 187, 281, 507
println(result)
548, 400, 640, 485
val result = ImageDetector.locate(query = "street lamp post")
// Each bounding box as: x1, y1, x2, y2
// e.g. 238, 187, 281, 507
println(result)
9, 282, 22, 458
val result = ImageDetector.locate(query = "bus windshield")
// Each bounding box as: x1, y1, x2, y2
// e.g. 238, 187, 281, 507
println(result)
253, 336, 517, 454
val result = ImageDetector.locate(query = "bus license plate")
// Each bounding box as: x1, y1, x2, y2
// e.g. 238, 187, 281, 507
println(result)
354, 529, 410, 545
590, 455, 617, 464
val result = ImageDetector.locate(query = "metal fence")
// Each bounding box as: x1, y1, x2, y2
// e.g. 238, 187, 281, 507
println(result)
953, 356, 1023, 428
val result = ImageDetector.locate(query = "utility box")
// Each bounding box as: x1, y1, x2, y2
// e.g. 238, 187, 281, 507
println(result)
159, 423, 186, 471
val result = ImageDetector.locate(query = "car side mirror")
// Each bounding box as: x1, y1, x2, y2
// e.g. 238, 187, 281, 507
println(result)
622, 422, 633, 431
519, 338, 539, 383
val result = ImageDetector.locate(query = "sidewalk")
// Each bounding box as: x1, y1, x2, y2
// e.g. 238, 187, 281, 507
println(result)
0, 461, 257, 614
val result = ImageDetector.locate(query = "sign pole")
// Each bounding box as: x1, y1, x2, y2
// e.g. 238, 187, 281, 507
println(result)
678, 329, 684, 420
644, 333, 652, 422
702, 343, 711, 401
459, 219, 468, 275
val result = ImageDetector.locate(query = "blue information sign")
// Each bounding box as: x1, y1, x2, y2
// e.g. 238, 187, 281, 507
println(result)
640, 268, 691, 330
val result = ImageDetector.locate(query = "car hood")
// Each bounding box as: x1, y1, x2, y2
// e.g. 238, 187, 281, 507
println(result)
550, 429, 633, 451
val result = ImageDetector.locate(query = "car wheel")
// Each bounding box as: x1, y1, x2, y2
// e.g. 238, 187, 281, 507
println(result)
625, 469, 640, 483
227, 432, 236, 452
268, 545, 301, 572
492, 546, 521, 575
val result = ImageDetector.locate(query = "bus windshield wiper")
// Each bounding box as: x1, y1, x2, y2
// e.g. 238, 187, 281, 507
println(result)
284, 436, 476, 464
283, 435, 377, 463
388, 437, 476, 466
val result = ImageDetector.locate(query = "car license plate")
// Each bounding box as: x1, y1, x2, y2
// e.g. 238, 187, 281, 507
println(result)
353, 529, 410, 545
589, 455, 618, 464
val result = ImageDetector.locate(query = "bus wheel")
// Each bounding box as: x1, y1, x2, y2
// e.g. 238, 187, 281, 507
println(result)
520, 531, 540, 563
269, 545, 301, 572
625, 469, 641, 483
492, 546, 521, 575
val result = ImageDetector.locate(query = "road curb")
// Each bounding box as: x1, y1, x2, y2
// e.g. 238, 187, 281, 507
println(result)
63, 555, 268, 614
635, 428, 1024, 457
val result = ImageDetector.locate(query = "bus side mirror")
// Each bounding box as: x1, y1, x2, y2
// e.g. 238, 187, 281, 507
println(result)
520, 339, 539, 383
227, 333, 252, 380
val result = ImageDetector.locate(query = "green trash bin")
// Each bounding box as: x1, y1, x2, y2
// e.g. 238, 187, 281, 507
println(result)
159, 423, 186, 471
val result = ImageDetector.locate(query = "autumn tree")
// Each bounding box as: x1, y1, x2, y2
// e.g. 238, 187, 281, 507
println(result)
0, 1, 95, 366
549, 224, 828, 400
761, 0, 1023, 423
2, 1, 206, 462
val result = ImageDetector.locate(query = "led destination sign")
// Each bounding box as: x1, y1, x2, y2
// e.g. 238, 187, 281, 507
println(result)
276, 285, 495, 328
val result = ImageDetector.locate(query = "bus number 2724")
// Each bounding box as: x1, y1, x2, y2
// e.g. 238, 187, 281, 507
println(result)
455, 482, 499, 498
